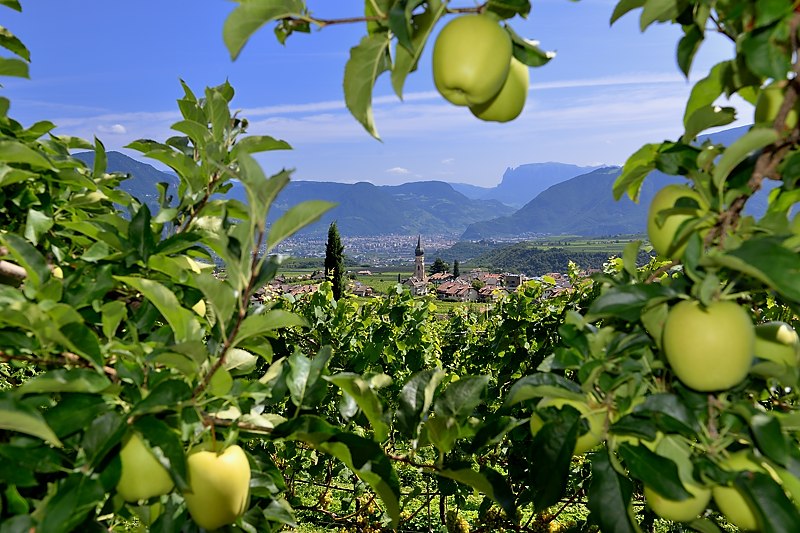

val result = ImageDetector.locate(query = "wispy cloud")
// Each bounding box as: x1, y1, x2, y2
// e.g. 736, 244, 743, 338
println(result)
97, 124, 128, 134
386, 167, 411, 175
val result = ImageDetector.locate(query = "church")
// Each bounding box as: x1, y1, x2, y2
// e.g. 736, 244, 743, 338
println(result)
402, 235, 428, 296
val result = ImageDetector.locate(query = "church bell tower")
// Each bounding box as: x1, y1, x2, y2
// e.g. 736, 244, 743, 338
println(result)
414, 235, 425, 281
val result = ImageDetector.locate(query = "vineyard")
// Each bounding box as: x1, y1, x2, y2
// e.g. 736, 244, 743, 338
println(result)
3, 1, 800, 532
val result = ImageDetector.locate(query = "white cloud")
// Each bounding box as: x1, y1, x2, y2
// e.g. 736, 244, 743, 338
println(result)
97, 123, 127, 134
386, 167, 411, 175
441, 158, 455, 164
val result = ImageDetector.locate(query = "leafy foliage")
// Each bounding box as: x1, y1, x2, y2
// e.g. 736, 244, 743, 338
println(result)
2, 1, 800, 532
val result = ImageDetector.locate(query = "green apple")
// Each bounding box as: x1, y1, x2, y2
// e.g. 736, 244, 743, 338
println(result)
116, 432, 174, 502
663, 300, 754, 392
754, 81, 799, 130
184, 443, 251, 530
432, 15, 512, 106
754, 321, 800, 366
647, 184, 705, 259
469, 56, 529, 122
712, 451, 764, 531
644, 482, 711, 523
530, 397, 605, 455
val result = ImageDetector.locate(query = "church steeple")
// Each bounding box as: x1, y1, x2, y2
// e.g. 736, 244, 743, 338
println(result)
414, 235, 426, 281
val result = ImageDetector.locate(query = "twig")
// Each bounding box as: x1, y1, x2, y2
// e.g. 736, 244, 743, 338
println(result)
708, 12, 800, 243
0, 350, 117, 378
201, 413, 274, 434
0, 260, 26, 285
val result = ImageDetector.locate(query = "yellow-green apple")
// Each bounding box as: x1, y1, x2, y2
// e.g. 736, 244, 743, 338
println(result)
432, 15, 512, 106
663, 300, 754, 391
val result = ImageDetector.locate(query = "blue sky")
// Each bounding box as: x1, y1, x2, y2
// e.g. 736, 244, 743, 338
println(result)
4, 0, 745, 187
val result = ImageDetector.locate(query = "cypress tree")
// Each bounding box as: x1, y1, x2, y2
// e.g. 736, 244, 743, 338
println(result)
325, 222, 346, 300
453, 260, 460, 278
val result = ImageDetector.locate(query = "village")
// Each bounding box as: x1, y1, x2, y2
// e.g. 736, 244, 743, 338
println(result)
252, 236, 580, 305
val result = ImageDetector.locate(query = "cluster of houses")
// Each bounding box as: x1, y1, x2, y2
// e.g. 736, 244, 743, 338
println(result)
247, 237, 579, 304
400, 237, 575, 303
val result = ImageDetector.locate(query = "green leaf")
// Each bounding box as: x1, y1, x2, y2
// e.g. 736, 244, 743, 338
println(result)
504, 373, 583, 407
391, 0, 444, 99
203, 88, 230, 142
171, 119, 212, 146
434, 375, 489, 421
706, 236, 800, 303
133, 416, 189, 491
735, 471, 800, 532
326, 373, 390, 442
101, 300, 126, 340
486, 0, 531, 19
273, 416, 401, 527
37, 474, 105, 533
23, 209, 53, 246
396, 368, 444, 437
1, 232, 50, 287
527, 407, 580, 509
115, 276, 202, 343
741, 25, 792, 80
344, 34, 392, 139
633, 393, 700, 435
223, 0, 306, 59
92, 136, 107, 178
676, 24, 703, 77
317, 433, 401, 528
507, 25, 554, 67
0, 1, 21, 11
640, 0, 681, 31
234, 310, 307, 345
267, 200, 335, 252
0, 26, 29, 60
683, 61, 726, 127
613, 143, 658, 201
131, 379, 192, 416
81, 411, 126, 469
0, 140, 54, 169
587, 449, 641, 533
587, 284, 676, 322
238, 154, 290, 231
683, 105, 736, 142
438, 465, 515, 516
387, 0, 423, 54
287, 347, 332, 409
0, 57, 28, 78
128, 204, 155, 262
231, 135, 291, 159
18, 368, 111, 394
610, 0, 645, 24
750, 414, 789, 465
0, 396, 62, 447
712, 127, 778, 190
619, 443, 691, 500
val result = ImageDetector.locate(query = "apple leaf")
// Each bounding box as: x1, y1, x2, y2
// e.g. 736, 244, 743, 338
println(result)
437, 464, 515, 516
391, 0, 445, 99
0, 396, 62, 447
712, 127, 778, 190
587, 449, 641, 533
610, 0, 645, 25
325, 373, 390, 442
735, 471, 800, 532
223, 0, 307, 60
395, 367, 445, 437
344, 34, 392, 139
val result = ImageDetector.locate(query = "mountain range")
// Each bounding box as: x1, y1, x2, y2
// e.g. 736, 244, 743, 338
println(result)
449, 162, 600, 208
73, 151, 515, 237
74, 125, 764, 240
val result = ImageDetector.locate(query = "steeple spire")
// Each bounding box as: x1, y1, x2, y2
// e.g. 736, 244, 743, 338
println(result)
415, 235, 424, 257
